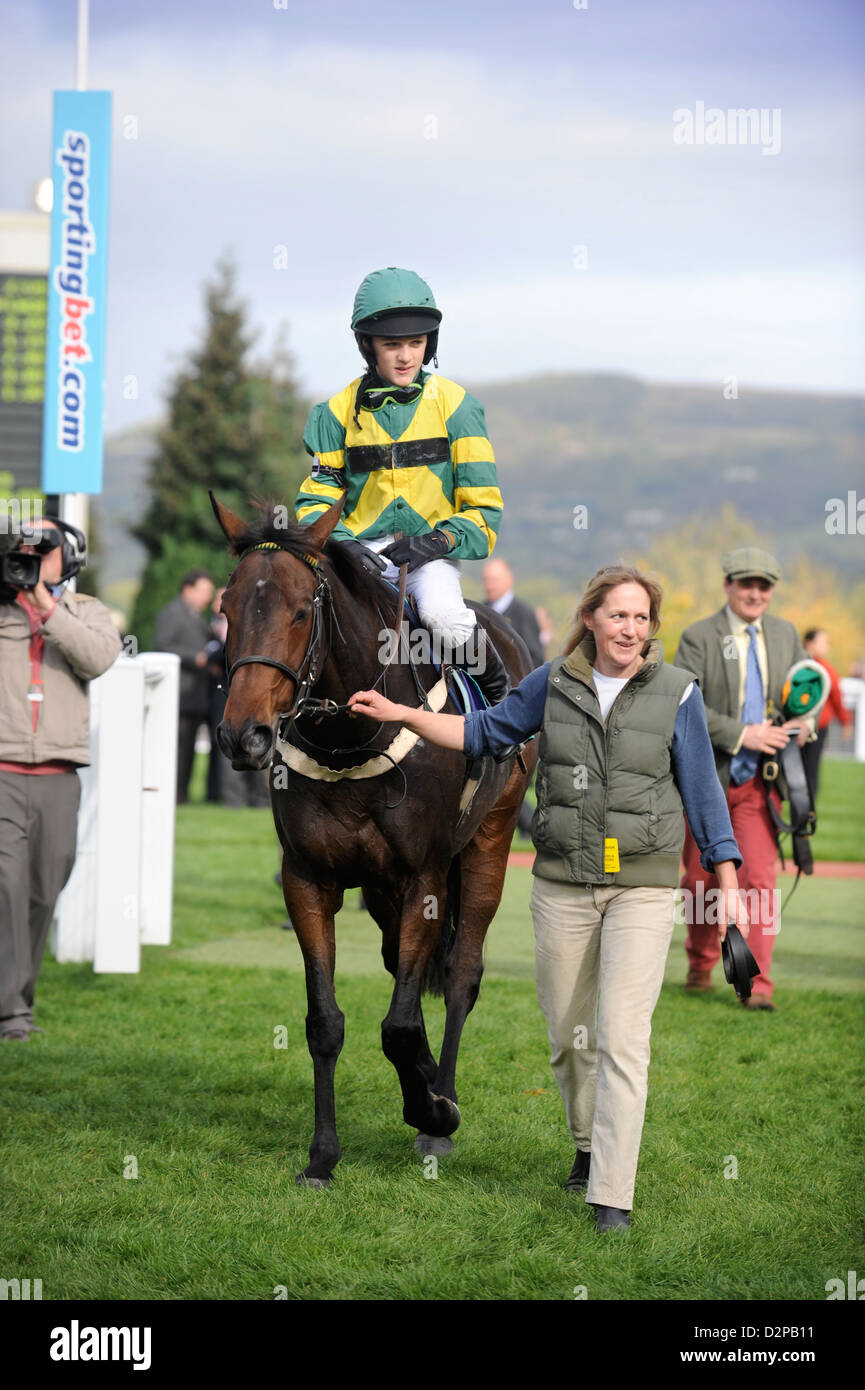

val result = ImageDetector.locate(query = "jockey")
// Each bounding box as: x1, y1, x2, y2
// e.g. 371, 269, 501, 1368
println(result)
294, 266, 510, 704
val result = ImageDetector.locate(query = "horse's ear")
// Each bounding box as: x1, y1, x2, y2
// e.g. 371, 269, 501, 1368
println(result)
305, 496, 345, 549
210, 492, 247, 550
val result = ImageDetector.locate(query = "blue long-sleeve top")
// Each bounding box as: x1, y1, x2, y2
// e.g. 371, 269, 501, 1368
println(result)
464, 663, 741, 872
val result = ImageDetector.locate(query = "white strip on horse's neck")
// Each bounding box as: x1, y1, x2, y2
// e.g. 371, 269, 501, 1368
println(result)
275, 676, 449, 781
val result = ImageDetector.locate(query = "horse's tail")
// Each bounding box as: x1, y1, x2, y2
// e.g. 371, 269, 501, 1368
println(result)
423, 855, 461, 997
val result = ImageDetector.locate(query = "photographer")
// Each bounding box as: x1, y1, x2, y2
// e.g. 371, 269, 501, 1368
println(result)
0, 516, 121, 1040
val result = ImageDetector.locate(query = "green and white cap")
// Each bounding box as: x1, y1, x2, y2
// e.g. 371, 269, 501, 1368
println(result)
781, 659, 831, 721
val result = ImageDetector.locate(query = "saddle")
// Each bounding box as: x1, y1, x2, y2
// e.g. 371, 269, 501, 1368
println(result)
388, 589, 526, 832
760, 739, 816, 877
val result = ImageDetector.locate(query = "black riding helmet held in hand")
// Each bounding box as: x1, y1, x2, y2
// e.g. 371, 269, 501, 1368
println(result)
722, 924, 760, 1000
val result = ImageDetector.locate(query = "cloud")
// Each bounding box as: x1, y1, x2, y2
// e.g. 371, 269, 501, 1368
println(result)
1, 5, 862, 431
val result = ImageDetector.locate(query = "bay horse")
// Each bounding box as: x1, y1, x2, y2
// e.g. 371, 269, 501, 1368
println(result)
211, 494, 537, 1187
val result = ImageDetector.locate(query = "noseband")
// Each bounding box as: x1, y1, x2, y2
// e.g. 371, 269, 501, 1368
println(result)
226, 542, 334, 722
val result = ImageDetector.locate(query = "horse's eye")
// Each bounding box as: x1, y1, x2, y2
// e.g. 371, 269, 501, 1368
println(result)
294, 608, 310, 624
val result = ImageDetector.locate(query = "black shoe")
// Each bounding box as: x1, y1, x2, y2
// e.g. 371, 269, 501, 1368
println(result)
594, 1204, 630, 1232
465, 628, 511, 706
565, 1148, 591, 1193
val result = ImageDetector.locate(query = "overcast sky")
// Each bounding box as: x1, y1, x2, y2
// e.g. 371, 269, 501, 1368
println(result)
2, 0, 863, 432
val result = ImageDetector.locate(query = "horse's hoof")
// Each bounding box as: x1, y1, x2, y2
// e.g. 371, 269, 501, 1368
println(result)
433, 1089, 461, 1134
431, 1095, 461, 1137
414, 1134, 455, 1157
295, 1172, 333, 1188
404, 1094, 460, 1138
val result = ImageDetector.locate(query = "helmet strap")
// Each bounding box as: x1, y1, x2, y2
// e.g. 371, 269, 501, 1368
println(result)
353, 365, 378, 429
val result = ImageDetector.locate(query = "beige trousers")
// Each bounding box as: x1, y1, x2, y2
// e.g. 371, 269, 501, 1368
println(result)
530, 877, 676, 1211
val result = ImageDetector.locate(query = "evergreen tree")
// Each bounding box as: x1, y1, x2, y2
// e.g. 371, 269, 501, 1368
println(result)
130, 255, 308, 649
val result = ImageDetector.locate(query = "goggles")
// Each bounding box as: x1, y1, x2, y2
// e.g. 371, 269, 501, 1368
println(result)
360, 380, 424, 412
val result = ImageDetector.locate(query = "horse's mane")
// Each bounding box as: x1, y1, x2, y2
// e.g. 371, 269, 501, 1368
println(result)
229, 501, 398, 617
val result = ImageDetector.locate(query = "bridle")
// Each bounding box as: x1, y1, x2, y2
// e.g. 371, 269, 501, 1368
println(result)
225, 542, 337, 725
223, 538, 421, 809
224, 539, 410, 729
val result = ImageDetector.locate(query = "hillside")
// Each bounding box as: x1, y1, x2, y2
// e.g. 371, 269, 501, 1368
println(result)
470, 372, 864, 589
96, 373, 864, 601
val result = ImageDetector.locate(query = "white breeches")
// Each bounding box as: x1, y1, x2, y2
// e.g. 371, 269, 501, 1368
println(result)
364, 536, 477, 648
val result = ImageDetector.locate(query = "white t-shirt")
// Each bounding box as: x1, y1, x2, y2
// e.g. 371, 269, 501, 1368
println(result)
592, 668, 694, 722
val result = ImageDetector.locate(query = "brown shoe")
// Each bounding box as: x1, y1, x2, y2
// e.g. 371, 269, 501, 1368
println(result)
685, 968, 713, 992
741, 996, 776, 1012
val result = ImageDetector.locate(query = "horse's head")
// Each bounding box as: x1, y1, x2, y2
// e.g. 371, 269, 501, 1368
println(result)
210, 494, 344, 770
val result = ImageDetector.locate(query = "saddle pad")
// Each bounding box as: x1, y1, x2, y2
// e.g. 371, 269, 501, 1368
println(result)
448, 667, 489, 714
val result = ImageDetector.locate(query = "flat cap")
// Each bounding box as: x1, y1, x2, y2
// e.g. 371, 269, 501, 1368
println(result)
721, 546, 781, 584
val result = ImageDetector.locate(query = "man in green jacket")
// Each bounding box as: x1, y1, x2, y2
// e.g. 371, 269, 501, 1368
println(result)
675, 547, 809, 1010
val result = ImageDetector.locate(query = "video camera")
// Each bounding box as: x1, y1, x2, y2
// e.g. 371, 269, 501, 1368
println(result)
0, 517, 87, 598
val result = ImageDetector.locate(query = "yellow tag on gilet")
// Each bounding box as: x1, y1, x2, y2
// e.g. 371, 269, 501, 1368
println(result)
604, 838, 620, 873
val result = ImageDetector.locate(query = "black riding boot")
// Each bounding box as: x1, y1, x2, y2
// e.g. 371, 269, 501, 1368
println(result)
459, 627, 511, 707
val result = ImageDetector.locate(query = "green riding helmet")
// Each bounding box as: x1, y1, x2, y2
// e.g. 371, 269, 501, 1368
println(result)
351, 267, 442, 366
780, 659, 831, 723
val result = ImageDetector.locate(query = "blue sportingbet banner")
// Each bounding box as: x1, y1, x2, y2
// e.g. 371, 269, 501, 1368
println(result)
42, 90, 112, 494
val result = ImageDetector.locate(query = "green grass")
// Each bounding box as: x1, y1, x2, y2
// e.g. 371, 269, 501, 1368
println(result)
811, 758, 865, 861
1, 775, 863, 1301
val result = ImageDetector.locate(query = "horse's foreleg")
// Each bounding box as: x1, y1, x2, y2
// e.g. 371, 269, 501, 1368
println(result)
283, 870, 345, 1187
364, 879, 438, 1088
380, 879, 460, 1140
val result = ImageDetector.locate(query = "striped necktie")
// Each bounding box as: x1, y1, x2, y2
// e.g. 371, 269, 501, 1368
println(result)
730, 624, 764, 786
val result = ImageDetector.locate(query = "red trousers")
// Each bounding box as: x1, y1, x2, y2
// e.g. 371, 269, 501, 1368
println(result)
681, 775, 781, 999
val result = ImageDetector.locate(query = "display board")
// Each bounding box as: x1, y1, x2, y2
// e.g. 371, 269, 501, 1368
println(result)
0, 271, 47, 491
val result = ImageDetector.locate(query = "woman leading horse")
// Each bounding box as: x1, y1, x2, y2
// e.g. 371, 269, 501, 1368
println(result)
350, 565, 748, 1231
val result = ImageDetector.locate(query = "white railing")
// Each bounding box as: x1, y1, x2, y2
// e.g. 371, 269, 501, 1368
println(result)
52, 651, 179, 971
839, 678, 865, 763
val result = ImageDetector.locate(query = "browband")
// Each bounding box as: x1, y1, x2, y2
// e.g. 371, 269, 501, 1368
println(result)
238, 542, 320, 570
